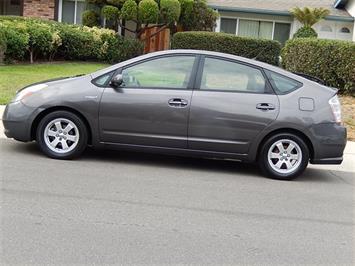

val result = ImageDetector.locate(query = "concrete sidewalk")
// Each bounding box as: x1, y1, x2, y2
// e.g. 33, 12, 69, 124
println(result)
0, 105, 354, 172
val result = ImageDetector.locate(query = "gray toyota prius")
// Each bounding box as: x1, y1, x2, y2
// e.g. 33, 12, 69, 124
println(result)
2, 50, 347, 180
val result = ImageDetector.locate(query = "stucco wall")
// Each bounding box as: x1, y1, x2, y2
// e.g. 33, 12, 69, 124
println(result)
345, 0, 355, 40
292, 19, 353, 41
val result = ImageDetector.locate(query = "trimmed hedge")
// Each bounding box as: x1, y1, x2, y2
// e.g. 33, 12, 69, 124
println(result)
293, 26, 318, 38
282, 38, 355, 94
0, 16, 143, 64
171, 31, 281, 65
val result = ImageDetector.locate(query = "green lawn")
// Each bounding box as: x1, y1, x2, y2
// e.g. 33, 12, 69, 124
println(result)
0, 62, 109, 105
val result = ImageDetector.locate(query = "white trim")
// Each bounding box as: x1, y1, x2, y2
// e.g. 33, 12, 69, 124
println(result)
73, 0, 78, 24
236, 18, 239, 35
58, 0, 62, 22
215, 10, 221, 32
271, 21, 275, 39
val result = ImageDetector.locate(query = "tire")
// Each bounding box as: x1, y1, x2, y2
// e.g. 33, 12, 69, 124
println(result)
36, 111, 88, 159
258, 133, 309, 180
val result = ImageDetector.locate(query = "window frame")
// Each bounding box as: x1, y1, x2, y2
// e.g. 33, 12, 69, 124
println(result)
264, 69, 303, 95
218, 16, 292, 43
195, 55, 274, 94
58, 0, 86, 24
111, 54, 200, 91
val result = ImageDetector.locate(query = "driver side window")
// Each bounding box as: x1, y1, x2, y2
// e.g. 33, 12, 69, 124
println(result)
121, 56, 196, 89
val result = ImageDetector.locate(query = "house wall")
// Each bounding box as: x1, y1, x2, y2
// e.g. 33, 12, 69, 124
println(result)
345, 0, 355, 40
215, 10, 354, 42
291, 19, 353, 41
23, 0, 55, 20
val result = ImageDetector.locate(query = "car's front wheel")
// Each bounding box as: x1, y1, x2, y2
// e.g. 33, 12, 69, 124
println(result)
36, 111, 88, 159
258, 133, 309, 180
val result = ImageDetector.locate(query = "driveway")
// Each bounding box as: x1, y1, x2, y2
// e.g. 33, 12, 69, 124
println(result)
1, 139, 354, 264
0, 106, 354, 264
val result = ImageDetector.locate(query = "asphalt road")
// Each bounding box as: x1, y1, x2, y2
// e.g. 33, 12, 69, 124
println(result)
1, 138, 354, 265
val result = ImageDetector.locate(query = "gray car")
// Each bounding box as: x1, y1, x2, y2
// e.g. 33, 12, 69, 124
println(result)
2, 50, 347, 180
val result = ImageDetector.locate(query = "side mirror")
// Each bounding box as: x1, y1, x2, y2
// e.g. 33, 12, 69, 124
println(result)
109, 74, 124, 88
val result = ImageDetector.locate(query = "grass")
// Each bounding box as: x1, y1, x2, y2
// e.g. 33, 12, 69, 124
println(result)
0, 62, 354, 140
0, 62, 109, 105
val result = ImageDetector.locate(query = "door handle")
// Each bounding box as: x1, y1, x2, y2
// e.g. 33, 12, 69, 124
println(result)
256, 103, 275, 111
168, 98, 188, 108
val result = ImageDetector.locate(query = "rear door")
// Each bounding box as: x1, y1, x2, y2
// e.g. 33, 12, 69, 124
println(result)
188, 56, 279, 155
99, 55, 198, 148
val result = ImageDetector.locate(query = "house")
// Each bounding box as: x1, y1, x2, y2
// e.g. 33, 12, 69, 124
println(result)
0, 0, 86, 24
1, 0, 354, 43
208, 0, 355, 43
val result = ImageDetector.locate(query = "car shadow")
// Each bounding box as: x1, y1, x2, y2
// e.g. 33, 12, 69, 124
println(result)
6, 140, 353, 184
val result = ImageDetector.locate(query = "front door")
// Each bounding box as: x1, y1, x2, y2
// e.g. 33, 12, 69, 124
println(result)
99, 55, 198, 148
188, 56, 279, 155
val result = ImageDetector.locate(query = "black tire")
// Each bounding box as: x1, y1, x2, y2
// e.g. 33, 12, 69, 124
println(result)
36, 111, 88, 159
258, 133, 309, 180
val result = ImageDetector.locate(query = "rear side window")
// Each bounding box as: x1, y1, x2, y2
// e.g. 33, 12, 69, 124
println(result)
265, 70, 302, 94
200, 57, 266, 93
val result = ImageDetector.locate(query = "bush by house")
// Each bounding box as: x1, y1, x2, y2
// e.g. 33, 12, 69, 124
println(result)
0, 16, 143, 64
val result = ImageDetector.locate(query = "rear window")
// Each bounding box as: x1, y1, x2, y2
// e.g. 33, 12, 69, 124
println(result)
265, 70, 302, 94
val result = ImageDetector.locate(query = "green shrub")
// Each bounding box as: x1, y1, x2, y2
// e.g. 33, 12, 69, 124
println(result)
0, 24, 29, 62
160, 0, 181, 25
0, 16, 143, 63
0, 27, 6, 64
282, 38, 355, 93
171, 31, 281, 65
26, 21, 53, 63
101, 5, 120, 21
82, 10, 100, 27
99, 35, 143, 63
293, 26, 318, 38
138, 0, 159, 24
121, 0, 138, 20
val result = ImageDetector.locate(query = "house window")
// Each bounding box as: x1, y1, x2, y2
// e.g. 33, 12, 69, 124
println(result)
321, 25, 333, 32
0, 0, 22, 16
219, 18, 291, 45
339, 27, 350, 33
273, 23, 291, 45
238, 20, 273, 39
61, 0, 86, 24
220, 18, 237, 34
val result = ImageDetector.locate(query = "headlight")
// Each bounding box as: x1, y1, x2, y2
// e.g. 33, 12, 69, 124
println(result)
12, 84, 48, 103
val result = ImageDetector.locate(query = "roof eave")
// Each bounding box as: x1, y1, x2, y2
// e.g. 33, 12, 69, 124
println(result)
209, 5, 354, 22
334, 0, 348, 8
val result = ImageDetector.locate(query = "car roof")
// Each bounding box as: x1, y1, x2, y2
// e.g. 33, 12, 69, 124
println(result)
90, 49, 307, 84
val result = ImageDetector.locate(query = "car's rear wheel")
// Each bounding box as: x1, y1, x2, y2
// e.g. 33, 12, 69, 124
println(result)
36, 111, 88, 159
258, 133, 309, 180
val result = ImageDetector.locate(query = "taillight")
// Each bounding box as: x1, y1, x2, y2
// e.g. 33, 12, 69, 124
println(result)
328, 95, 342, 124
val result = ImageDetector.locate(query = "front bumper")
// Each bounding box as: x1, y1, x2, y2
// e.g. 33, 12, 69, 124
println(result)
2, 101, 37, 142
309, 123, 347, 165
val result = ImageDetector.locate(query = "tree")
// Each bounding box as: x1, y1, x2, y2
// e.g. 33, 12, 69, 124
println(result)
290, 7, 329, 39
84, 0, 218, 38
290, 7, 330, 27
85, 0, 182, 38
178, 0, 218, 31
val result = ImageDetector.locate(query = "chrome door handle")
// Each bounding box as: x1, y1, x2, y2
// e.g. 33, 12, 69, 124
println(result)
256, 103, 275, 111
168, 98, 188, 108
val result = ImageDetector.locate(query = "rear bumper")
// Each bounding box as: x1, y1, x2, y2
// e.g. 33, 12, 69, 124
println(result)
2, 101, 37, 142
309, 123, 347, 165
